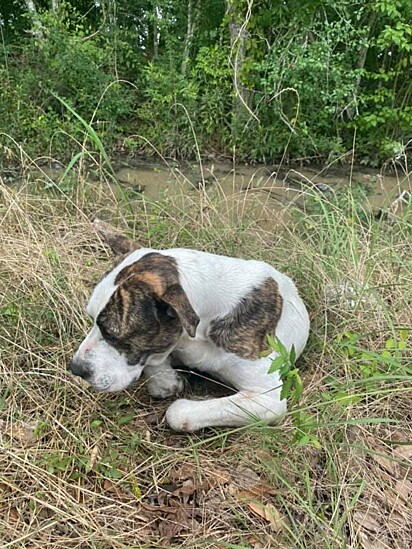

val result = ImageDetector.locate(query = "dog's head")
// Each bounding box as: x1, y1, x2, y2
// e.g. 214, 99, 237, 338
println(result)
70, 220, 199, 392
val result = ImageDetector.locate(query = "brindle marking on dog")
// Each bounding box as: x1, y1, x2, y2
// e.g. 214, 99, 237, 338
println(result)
96, 253, 199, 365
209, 278, 283, 359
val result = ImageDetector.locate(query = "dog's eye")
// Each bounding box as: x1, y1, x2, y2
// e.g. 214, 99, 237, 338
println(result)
97, 322, 119, 344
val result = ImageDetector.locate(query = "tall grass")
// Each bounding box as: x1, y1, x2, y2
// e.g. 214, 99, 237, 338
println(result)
0, 159, 411, 548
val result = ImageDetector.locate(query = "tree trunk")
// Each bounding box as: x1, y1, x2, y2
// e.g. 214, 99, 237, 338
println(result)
24, 0, 44, 40
225, 0, 255, 138
153, 4, 159, 59
181, 0, 199, 76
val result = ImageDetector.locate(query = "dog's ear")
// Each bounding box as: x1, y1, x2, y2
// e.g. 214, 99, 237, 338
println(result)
93, 218, 137, 256
114, 252, 200, 338
160, 283, 199, 338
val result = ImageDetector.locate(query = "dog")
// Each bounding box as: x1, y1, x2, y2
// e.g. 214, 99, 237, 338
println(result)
70, 219, 310, 432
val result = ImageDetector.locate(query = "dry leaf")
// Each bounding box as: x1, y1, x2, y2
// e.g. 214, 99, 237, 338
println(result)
395, 478, 412, 502
393, 445, 412, 462
353, 510, 381, 533
208, 467, 232, 485
102, 479, 123, 498
234, 466, 261, 490
89, 445, 99, 470
9, 507, 19, 522
247, 501, 284, 532
358, 530, 387, 549
2, 420, 38, 446
171, 479, 199, 504
171, 463, 196, 481
371, 453, 397, 476
157, 507, 200, 538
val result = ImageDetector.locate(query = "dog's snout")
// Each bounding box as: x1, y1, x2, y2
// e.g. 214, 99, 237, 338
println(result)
70, 358, 89, 379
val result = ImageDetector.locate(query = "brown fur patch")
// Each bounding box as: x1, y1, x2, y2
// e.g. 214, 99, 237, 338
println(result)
209, 278, 283, 359
96, 253, 199, 364
115, 253, 178, 291
114, 253, 199, 337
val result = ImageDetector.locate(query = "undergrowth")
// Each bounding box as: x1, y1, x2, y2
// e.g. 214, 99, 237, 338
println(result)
0, 157, 411, 548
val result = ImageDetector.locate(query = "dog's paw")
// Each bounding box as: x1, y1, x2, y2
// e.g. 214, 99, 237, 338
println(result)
146, 371, 184, 399
165, 399, 198, 432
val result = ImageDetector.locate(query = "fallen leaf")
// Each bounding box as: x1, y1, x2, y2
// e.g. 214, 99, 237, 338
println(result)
393, 445, 412, 462
246, 501, 284, 532
2, 420, 38, 446
357, 530, 387, 549
157, 507, 200, 538
371, 453, 397, 476
89, 445, 99, 470
9, 508, 19, 522
102, 479, 123, 499
233, 466, 261, 490
171, 479, 199, 504
395, 478, 412, 502
171, 463, 196, 481
353, 510, 381, 533
208, 467, 232, 485
233, 483, 276, 502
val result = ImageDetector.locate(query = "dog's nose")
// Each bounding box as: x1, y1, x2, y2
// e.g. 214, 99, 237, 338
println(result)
70, 358, 89, 379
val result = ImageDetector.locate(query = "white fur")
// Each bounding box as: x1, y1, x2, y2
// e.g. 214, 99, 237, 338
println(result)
73, 248, 310, 431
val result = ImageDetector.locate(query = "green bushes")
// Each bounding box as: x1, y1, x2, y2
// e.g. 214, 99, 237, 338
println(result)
1, 0, 411, 164
0, 4, 135, 158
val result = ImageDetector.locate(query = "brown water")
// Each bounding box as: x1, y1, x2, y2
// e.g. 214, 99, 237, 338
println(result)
113, 159, 411, 221
13, 158, 412, 224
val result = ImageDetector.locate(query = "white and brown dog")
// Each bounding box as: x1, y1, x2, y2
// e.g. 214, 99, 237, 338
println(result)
71, 220, 310, 432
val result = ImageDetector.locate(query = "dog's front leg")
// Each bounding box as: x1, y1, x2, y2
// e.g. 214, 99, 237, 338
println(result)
165, 359, 286, 432
165, 390, 286, 432
144, 359, 184, 399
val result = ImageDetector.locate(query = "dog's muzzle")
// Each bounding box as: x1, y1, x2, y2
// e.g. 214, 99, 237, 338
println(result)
69, 358, 90, 379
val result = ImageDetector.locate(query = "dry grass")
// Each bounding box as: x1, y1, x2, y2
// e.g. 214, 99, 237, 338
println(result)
0, 163, 411, 549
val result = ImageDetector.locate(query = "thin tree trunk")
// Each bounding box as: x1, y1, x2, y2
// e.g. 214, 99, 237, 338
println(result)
153, 4, 158, 59
181, 0, 199, 76
226, 0, 255, 136
24, 0, 44, 40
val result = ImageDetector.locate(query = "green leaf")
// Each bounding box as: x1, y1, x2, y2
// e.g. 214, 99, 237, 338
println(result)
289, 345, 296, 366
280, 376, 293, 400
117, 413, 135, 425
268, 355, 285, 374
385, 338, 395, 350
108, 468, 122, 479
291, 371, 303, 403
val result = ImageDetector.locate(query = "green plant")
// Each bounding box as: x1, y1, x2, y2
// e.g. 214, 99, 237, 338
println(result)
266, 335, 303, 405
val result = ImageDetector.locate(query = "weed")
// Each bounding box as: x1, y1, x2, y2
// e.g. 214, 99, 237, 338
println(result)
0, 156, 411, 548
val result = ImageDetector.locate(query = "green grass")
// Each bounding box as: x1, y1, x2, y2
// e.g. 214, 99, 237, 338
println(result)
0, 158, 411, 548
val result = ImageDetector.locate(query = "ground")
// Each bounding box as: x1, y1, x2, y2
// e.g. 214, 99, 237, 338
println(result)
0, 160, 411, 548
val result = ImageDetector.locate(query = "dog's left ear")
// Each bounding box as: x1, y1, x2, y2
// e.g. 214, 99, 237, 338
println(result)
93, 218, 137, 256
160, 283, 199, 338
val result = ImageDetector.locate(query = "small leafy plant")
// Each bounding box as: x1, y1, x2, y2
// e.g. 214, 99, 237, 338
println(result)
266, 335, 303, 405
265, 336, 322, 448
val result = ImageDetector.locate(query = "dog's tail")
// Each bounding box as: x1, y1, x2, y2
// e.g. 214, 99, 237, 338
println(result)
93, 218, 139, 256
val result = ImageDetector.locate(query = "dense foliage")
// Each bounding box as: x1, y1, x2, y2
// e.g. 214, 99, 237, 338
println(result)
1, 0, 411, 164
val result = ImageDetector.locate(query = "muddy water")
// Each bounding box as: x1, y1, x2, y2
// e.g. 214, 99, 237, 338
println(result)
13, 159, 412, 224
113, 159, 411, 222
